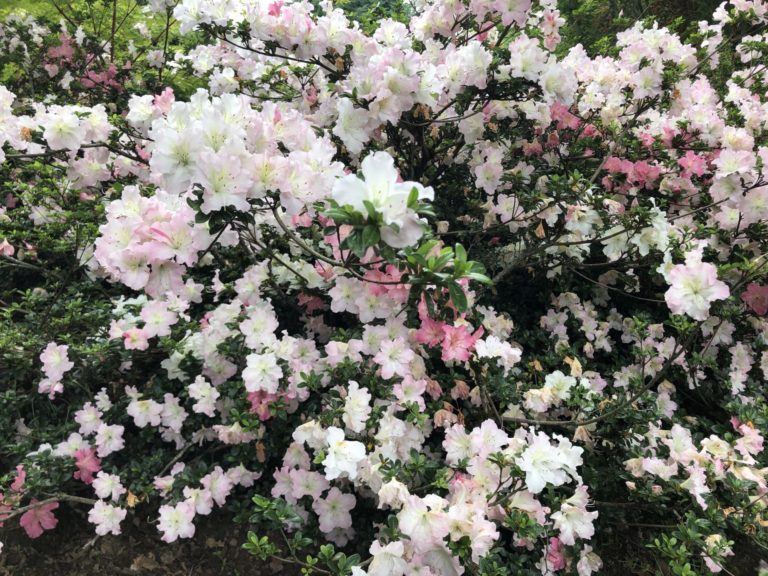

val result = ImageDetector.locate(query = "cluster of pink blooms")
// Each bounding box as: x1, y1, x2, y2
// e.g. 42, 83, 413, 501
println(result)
93, 185, 213, 296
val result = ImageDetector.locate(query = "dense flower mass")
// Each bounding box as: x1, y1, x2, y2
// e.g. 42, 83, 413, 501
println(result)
1, 0, 768, 574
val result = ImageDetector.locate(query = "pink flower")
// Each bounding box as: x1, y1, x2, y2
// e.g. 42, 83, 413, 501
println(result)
39, 342, 74, 381
268, 0, 284, 16
247, 390, 277, 421
741, 283, 768, 315
152, 87, 175, 114
139, 300, 178, 338
545, 537, 566, 571
312, 487, 356, 533
20, 500, 59, 539
122, 327, 149, 350
0, 239, 14, 256
290, 469, 329, 501
551, 103, 581, 130
665, 256, 729, 321
38, 378, 64, 399
678, 151, 707, 178
441, 325, 484, 363
414, 316, 446, 347
11, 465, 26, 493
73, 447, 102, 484
200, 466, 233, 507
47, 34, 74, 60
396, 495, 449, 552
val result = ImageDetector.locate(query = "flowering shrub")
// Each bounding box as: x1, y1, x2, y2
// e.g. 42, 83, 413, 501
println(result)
2, 0, 768, 574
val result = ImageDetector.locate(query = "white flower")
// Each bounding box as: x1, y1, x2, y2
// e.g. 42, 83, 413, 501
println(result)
88, 501, 127, 536
577, 545, 603, 576
524, 387, 557, 413
601, 225, 630, 261
322, 426, 366, 481
188, 375, 220, 417
127, 398, 163, 428
75, 402, 103, 436
331, 151, 434, 248
292, 420, 327, 451
551, 486, 598, 545
160, 393, 188, 433
377, 479, 410, 510
342, 381, 372, 433
157, 501, 196, 543
183, 487, 214, 515
474, 336, 522, 373
242, 352, 283, 394
54, 432, 86, 457
516, 430, 583, 494
95, 423, 125, 458
368, 540, 408, 576
43, 108, 86, 150
443, 424, 472, 466
333, 98, 372, 155
544, 370, 577, 403
92, 471, 127, 502
126, 94, 155, 129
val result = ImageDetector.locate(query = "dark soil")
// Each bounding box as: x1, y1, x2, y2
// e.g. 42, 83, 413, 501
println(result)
0, 505, 291, 576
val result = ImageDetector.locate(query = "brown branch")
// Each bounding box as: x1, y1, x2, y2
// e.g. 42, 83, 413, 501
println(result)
0, 494, 97, 524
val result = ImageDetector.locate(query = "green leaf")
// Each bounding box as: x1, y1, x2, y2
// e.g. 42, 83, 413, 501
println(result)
361, 225, 380, 247
407, 186, 419, 209
417, 239, 439, 256
454, 243, 467, 263
447, 282, 467, 312
323, 208, 353, 224
466, 272, 493, 285
362, 200, 379, 221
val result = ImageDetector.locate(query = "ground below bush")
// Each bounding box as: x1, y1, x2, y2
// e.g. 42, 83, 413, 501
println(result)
0, 507, 294, 576
1, 505, 764, 575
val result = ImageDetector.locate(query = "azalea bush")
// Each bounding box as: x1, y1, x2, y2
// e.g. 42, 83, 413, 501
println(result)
2, 0, 768, 574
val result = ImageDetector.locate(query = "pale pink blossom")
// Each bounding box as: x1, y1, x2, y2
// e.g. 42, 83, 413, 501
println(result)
157, 501, 196, 543
88, 501, 127, 536
312, 487, 356, 533
665, 255, 729, 321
